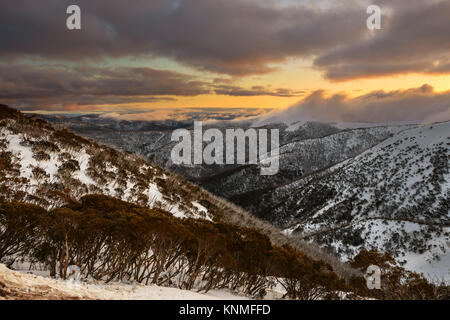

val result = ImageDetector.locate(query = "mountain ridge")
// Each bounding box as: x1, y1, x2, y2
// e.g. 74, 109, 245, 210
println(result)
0, 105, 355, 277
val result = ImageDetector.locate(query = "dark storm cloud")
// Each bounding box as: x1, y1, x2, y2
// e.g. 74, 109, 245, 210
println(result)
0, 64, 209, 109
0, 0, 448, 81
314, 0, 450, 80
213, 85, 305, 97
0, 0, 367, 76
258, 84, 450, 124
0, 64, 300, 109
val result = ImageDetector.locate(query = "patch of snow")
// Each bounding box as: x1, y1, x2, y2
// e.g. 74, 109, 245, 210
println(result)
0, 264, 247, 300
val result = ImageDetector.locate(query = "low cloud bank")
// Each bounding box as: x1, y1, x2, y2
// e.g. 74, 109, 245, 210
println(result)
256, 85, 450, 125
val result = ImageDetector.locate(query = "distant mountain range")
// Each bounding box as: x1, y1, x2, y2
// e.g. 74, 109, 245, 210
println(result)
32, 111, 450, 280
269, 122, 449, 279
3, 105, 350, 274
1, 106, 275, 227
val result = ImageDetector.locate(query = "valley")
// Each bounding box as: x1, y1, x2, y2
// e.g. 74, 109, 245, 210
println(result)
35, 112, 450, 280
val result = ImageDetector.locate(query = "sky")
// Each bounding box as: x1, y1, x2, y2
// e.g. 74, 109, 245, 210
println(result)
0, 0, 449, 122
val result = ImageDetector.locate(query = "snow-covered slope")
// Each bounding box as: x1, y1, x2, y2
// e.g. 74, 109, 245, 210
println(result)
0, 264, 247, 300
37, 114, 415, 206
277, 122, 449, 280
0, 106, 357, 276
200, 124, 413, 201
0, 105, 248, 222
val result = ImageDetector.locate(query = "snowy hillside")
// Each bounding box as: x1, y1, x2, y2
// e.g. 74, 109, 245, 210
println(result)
208, 124, 413, 200
0, 105, 253, 222
13, 106, 449, 281
0, 264, 247, 300
32, 109, 450, 280
54, 115, 413, 202
279, 122, 450, 280
1, 106, 360, 279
